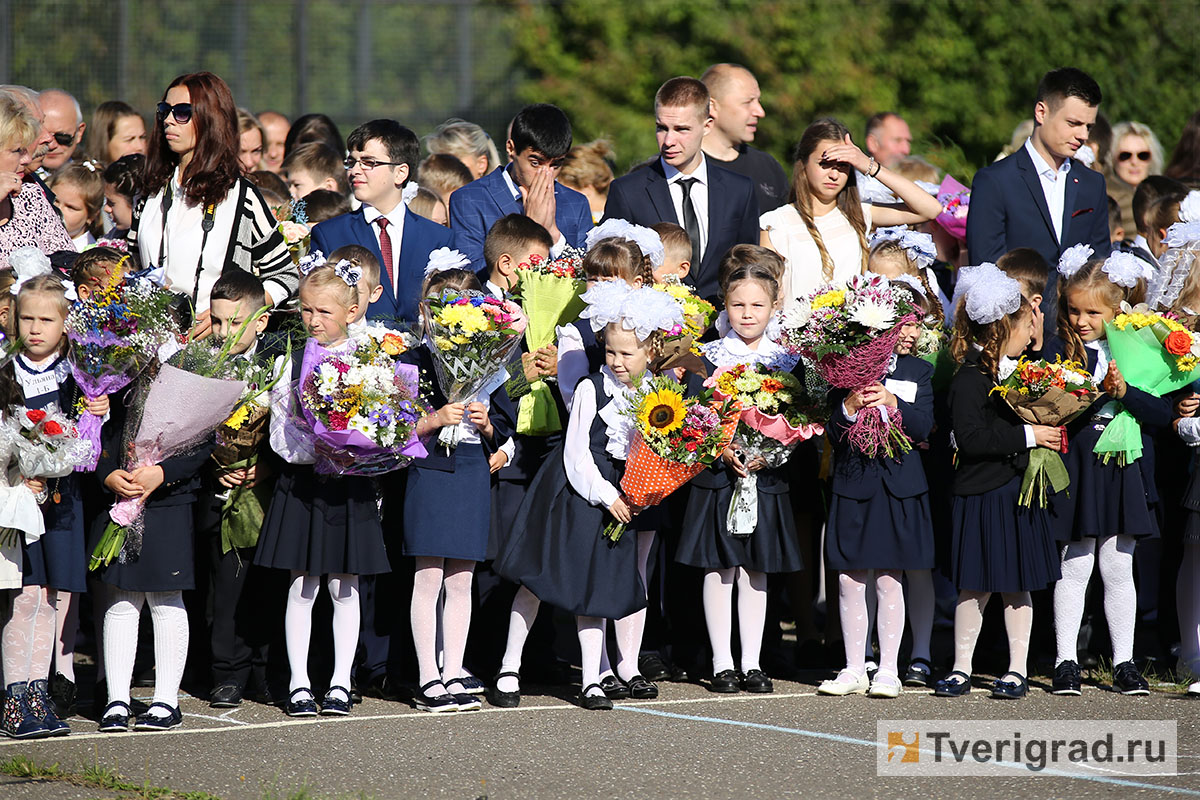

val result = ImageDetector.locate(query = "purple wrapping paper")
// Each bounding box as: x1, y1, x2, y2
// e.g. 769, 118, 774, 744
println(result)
72, 368, 138, 472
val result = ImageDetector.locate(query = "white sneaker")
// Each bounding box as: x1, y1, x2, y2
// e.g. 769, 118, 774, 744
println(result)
1188, 681, 1200, 696
868, 672, 902, 698
818, 669, 869, 696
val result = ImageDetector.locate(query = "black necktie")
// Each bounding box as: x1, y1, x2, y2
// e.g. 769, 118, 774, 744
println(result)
677, 177, 701, 269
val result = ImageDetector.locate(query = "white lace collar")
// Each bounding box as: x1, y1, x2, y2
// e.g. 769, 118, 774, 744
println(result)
700, 330, 799, 371
597, 365, 638, 461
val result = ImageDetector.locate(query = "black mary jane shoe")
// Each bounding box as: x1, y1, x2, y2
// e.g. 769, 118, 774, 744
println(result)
903, 658, 933, 688
98, 701, 132, 733
488, 671, 521, 708
579, 684, 613, 711
933, 670, 972, 697
708, 669, 741, 694
741, 669, 773, 694
133, 702, 183, 731
443, 679, 482, 711
600, 674, 630, 700
285, 688, 319, 718
991, 672, 1028, 700
413, 680, 458, 713
624, 675, 659, 699
319, 686, 352, 716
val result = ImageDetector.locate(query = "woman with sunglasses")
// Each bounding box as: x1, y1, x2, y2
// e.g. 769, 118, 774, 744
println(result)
136, 72, 297, 334
0, 93, 74, 270
1108, 121, 1166, 235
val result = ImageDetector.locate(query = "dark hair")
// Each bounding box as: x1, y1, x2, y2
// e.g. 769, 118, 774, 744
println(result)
950, 295, 1033, 379
85, 100, 143, 165
718, 244, 783, 303
247, 169, 289, 200
347, 120, 419, 185
102, 153, 145, 199
997, 247, 1050, 299
71, 245, 128, 287
283, 113, 343, 160
301, 188, 351, 223
483, 214, 553, 272
1035, 67, 1102, 111
1087, 112, 1113, 169
422, 268, 481, 299
654, 77, 709, 115
788, 118, 870, 279
582, 239, 652, 286
508, 104, 572, 160
1146, 195, 1184, 255
1165, 108, 1200, 183
210, 269, 267, 307
144, 72, 242, 208
1132, 175, 1188, 233
283, 142, 351, 195
329, 244, 380, 289
864, 111, 901, 143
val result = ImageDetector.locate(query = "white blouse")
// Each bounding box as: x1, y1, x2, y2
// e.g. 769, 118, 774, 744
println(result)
563, 367, 635, 510
700, 330, 799, 372
760, 202, 873, 308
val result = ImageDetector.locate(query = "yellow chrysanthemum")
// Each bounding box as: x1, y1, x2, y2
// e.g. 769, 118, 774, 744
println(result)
437, 304, 488, 334
224, 404, 251, 431
638, 389, 686, 435
812, 290, 845, 310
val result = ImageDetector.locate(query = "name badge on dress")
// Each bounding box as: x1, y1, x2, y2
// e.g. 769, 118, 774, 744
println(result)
884, 378, 917, 404
19, 370, 59, 400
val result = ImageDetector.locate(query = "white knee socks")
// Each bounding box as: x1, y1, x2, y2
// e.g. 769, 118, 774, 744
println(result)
614, 531, 655, 682
146, 591, 188, 712
703, 568, 736, 674
103, 589, 143, 707
577, 616, 605, 696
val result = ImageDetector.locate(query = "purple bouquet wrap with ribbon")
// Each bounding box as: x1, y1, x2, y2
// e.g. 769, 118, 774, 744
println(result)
71, 364, 139, 472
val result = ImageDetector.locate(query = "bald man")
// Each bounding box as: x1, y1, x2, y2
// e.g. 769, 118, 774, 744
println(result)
700, 63, 789, 213
258, 110, 290, 173
39, 89, 85, 171
865, 112, 912, 169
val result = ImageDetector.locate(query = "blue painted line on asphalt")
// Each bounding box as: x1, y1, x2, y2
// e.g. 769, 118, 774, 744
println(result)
617, 705, 1200, 796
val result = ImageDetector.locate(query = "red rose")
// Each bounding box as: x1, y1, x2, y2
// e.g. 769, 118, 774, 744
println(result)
1165, 330, 1192, 356
25, 409, 46, 424
42, 420, 63, 436
685, 441, 698, 452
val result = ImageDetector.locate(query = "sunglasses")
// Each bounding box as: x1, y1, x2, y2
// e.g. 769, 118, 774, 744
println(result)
51, 131, 77, 147
343, 155, 402, 171
1117, 150, 1151, 162
156, 102, 193, 124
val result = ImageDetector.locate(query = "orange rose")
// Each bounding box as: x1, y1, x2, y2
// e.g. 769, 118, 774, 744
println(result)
1165, 330, 1193, 356
761, 378, 784, 393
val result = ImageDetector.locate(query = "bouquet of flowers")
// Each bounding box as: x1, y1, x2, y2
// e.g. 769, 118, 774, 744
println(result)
778, 274, 917, 458
275, 198, 311, 264
1096, 308, 1200, 465
423, 288, 527, 451
512, 248, 587, 435
66, 269, 180, 470
89, 343, 248, 570
603, 376, 740, 543
296, 334, 426, 475
652, 278, 717, 342
990, 357, 1099, 506
935, 175, 970, 242
707, 363, 824, 535
1, 406, 94, 480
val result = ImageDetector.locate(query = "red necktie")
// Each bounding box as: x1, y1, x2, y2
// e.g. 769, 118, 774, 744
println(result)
376, 216, 394, 291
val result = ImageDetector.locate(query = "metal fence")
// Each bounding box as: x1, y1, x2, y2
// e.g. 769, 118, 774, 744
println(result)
1, 0, 525, 146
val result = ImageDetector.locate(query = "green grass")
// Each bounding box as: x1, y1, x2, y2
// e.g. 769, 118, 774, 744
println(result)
1087, 657, 1190, 694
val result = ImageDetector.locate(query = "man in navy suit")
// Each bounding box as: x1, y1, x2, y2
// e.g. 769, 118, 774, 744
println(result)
310, 119, 455, 327
967, 68, 1111, 330
450, 104, 592, 272
603, 76, 759, 305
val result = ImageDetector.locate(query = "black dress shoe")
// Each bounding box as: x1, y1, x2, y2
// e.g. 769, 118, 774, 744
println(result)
624, 675, 659, 699
285, 688, 319, 717
741, 669, 773, 693
1113, 660, 1150, 695
133, 703, 183, 731
349, 680, 362, 706
579, 684, 613, 710
488, 671, 520, 708
600, 674, 630, 700
638, 653, 672, 682
209, 683, 243, 708
933, 670, 972, 697
319, 686, 352, 716
50, 672, 77, 718
1052, 660, 1082, 696
98, 701, 131, 733
709, 669, 741, 694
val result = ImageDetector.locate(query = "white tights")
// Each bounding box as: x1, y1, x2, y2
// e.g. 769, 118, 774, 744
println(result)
411, 557, 474, 695
286, 573, 359, 700
702, 567, 767, 674
2, 585, 55, 686
951, 590, 1032, 678
1054, 535, 1137, 666
104, 589, 188, 714
838, 570, 905, 679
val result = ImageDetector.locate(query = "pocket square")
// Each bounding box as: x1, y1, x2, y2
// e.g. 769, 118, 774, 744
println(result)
1071, 207, 1094, 218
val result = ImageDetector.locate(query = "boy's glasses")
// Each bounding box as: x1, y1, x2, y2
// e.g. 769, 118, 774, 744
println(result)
156, 102, 193, 124
1117, 150, 1151, 162
344, 155, 401, 171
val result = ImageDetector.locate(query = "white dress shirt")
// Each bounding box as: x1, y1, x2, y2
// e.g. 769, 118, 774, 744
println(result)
501, 167, 567, 257
361, 202, 407, 296
662, 155, 710, 262
1024, 138, 1072, 244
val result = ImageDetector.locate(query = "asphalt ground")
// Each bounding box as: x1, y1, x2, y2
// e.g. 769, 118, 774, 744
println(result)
2, 672, 1198, 800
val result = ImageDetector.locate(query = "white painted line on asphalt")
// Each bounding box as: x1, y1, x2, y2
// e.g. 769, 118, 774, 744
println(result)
188, 711, 250, 726
616, 706, 1200, 796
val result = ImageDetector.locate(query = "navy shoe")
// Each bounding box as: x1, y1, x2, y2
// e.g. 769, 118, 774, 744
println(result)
209, 682, 244, 708
1052, 660, 1082, 695
28, 679, 70, 736
413, 680, 458, 713
488, 671, 520, 709
133, 702, 182, 731
600, 674, 630, 700
97, 701, 131, 733
903, 658, 932, 688
319, 686, 352, 716
933, 670, 972, 697
3, 684, 50, 739
991, 672, 1028, 699
285, 688, 319, 718
455, 676, 486, 695
1113, 661, 1150, 695
443, 680, 482, 711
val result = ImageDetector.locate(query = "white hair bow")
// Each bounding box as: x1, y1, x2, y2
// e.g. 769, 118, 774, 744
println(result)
1056, 243, 1094, 278
1102, 251, 1153, 289
424, 247, 471, 277
869, 226, 937, 270
8, 247, 52, 295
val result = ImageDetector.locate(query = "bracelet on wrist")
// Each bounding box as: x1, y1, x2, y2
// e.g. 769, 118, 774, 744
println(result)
870, 159, 882, 178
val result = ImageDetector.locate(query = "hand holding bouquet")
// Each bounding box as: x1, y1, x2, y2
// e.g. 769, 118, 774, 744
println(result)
991, 357, 1098, 506
1, 406, 94, 480
603, 376, 740, 543
275, 198, 311, 264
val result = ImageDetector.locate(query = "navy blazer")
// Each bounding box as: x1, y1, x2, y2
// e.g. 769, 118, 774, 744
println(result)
310, 206, 456, 327
828, 355, 934, 500
602, 158, 759, 306
449, 166, 593, 271
966, 146, 1110, 330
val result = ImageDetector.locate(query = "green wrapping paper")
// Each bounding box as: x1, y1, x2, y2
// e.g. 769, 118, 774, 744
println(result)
1020, 447, 1071, 507
219, 456, 273, 554
515, 271, 585, 435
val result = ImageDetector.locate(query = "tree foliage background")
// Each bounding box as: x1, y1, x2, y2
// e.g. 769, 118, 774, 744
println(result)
5, 0, 1198, 181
